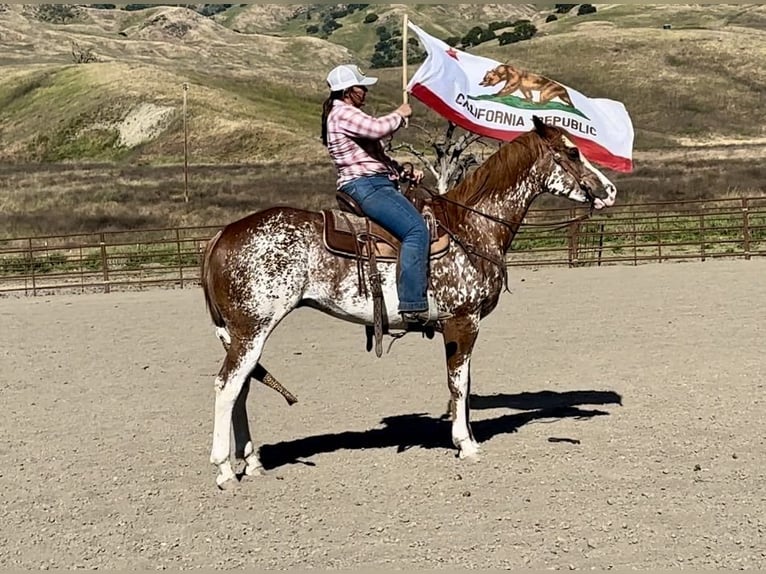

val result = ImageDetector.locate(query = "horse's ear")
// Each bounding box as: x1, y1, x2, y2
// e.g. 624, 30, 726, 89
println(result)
532, 115, 550, 138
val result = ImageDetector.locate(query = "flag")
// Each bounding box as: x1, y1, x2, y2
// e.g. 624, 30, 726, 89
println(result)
406, 22, 634, 172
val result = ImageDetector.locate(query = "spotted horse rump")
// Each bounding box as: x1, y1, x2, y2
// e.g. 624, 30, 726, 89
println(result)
200, 116, 619, 489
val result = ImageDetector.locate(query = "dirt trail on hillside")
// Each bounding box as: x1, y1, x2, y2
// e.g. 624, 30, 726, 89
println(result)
1, 260, 765, 569
637, 140, 766, 163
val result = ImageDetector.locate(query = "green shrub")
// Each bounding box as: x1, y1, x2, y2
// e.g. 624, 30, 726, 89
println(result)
488, 20, 514, 31
514, 22, 537, 40
461, 26, 484, 47
35, 4, 79, 24
321, 18, 341, 35
499, 31, 521, 46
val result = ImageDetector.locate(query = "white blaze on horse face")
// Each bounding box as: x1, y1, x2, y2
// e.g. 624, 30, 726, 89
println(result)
561, 135, 617, 209
581, 153, 617, 209
546, 160, 590, 204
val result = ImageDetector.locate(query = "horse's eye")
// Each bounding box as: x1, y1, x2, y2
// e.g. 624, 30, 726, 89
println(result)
567, 147, 580, 161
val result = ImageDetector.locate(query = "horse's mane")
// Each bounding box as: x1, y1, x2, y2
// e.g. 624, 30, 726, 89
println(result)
438, 130, 544, 229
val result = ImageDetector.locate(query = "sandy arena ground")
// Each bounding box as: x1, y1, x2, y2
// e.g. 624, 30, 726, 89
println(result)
1, 259, 765, 569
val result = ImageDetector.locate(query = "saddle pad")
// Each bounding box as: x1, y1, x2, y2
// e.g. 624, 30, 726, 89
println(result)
321, 209, 450, 262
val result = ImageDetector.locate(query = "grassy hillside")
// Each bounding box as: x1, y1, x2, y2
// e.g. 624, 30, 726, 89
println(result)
477, 14, 766, 149
0, 3, 765, 237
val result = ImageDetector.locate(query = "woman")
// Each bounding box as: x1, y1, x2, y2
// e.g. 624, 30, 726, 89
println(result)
321, 63, 449, 325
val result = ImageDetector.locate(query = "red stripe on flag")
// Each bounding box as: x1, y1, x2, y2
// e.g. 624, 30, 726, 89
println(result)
410, 83, 632, 173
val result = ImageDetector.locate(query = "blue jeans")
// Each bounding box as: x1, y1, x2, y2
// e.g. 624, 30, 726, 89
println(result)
340, 174, 429, 312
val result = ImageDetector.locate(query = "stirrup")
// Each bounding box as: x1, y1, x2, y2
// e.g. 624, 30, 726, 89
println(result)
401, 293, 453, 326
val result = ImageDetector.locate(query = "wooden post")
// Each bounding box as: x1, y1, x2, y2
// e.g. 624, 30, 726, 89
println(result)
597, 222, 604, 267
656, 210, 662, 263
742, 197, 751, 260
567, 207, 578, 267
28, 237, 36, 296
79, 245, 84, 293
631, 211, 637, 266
402, 14, 409, 104
182, 82, 189, 203
100, 232, 110, 294
699, 213, 706, 262
401, 14, 409, 128
176, 227, 184, 289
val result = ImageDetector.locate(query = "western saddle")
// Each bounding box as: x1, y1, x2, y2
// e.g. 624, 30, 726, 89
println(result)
321, 182, 451, 357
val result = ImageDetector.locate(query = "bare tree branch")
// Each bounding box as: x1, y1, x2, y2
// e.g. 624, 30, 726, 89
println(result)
388, 120, 488, 194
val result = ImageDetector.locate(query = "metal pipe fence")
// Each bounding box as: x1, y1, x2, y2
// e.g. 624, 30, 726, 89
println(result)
507, 196, 766, 267
1, 197, 765, 296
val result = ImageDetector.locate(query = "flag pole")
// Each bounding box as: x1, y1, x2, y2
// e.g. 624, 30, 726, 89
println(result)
402, 13, 409, 127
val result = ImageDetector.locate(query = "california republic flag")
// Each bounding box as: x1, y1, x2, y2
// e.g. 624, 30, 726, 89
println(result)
406, 22, 635, 172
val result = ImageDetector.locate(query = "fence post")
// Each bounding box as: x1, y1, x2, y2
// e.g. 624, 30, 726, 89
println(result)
28, 237, 36, 296
597, 223, 604, 267
656, 210, 662, 263
176, 227, 185, 289
567, 207, 579, 267
631, 211, 637, 266
742, 197, 751, 260
100, 232, 110, 294
699, 213, 706, 262
79, 245, 85, 293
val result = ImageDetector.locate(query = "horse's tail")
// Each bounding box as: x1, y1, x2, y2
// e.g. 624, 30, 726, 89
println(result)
201, 229, 226, 328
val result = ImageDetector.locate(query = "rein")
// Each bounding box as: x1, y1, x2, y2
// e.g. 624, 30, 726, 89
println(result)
422, 184, 592, 231
411, 183, 592, 293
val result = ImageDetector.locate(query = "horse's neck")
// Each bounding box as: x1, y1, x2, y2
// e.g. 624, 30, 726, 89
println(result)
446, 139, 542, 253
470, 175, 540, 253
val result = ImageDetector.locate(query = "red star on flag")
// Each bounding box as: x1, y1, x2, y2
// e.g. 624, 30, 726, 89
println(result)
446, 48, 459, 60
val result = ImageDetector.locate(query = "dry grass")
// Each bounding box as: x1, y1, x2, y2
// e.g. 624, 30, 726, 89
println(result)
477, 24, 766, 149
0, 161, 339, 237
0, 154, 762, 238
0, 4, 764, 238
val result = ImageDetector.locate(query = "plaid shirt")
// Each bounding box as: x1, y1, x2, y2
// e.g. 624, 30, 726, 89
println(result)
326, 100, 405, 188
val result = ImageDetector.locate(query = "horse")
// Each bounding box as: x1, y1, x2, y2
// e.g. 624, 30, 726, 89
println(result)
200, 116, 618, 489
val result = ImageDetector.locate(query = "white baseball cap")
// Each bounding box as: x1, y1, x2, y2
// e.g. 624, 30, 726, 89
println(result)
326, 64, 378, 92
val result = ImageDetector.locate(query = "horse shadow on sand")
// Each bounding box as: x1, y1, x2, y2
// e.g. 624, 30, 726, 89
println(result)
257, 389, 622, 471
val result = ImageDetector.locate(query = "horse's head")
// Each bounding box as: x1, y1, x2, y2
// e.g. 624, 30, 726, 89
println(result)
531, 115, 617, 210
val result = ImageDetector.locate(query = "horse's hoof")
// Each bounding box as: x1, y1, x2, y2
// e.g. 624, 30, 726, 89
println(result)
216, 474, 238, 490
215, 463, 238, 490
244, 463, 268, 477
457, 440, 481, 461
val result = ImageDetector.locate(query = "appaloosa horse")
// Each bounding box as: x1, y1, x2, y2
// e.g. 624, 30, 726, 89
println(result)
200, 116, 617, 488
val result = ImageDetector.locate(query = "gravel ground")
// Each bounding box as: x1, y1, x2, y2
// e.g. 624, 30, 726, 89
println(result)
1, 259, 765, 569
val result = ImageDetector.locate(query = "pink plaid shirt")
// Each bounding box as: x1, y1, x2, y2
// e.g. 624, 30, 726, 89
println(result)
326, 100, 405, 188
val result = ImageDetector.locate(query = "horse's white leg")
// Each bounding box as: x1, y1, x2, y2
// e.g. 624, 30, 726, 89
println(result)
210, 335, 267, 489
442, 315, 481, 459
232, 376, 265, 477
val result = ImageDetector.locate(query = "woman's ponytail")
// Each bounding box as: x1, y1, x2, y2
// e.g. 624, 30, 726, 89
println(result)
321, 90, 344, 147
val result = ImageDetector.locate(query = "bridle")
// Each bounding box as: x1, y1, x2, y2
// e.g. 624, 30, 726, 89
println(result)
399, 149, 595, 292
401, 139, 596, 232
